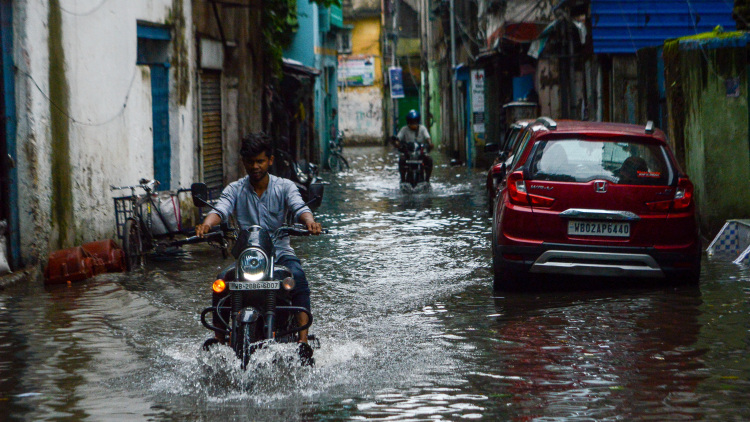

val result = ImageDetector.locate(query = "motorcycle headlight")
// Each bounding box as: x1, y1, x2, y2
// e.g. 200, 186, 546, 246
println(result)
238, 249, 269, 281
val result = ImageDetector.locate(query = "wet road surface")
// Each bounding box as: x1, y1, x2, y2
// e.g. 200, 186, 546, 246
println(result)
1, 146, 750, 420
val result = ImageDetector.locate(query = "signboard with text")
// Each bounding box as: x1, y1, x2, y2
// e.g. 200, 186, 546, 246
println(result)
471, 70, 486, 134
338, 56, 375, 86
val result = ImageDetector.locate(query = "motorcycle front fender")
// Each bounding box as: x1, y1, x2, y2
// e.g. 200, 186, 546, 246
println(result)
239, 307, 261, 324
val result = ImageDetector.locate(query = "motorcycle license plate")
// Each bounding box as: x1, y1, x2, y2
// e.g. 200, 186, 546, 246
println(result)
567, 221, 630, 237
406, 160, 422, 164
228, 281, 281, 290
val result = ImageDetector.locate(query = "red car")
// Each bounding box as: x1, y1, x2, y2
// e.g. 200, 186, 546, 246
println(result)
491, 117, 701, 290
485, 120, 532, 215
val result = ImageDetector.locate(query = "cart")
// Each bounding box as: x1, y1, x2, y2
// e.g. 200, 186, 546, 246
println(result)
111, 179, 230, 271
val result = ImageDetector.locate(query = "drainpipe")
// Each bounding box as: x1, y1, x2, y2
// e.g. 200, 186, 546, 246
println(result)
392, 0, 398, 136
449, 0, 457, 156
597, 63, 603, 122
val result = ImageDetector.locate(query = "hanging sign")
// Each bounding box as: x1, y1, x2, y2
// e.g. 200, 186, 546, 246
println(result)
389, 67, 405, 99
471, 70, 486, 133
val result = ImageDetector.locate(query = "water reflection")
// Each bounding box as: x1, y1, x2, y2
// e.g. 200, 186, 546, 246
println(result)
483, 287, 706, 420
1, 147, 750, 420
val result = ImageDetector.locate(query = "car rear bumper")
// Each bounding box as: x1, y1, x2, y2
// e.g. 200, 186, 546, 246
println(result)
496, 242, 701, 280
529, 250, 664, 277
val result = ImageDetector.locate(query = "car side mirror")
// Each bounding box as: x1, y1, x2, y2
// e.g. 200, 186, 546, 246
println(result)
484, 143, 500, 153
491, 163, 507, 187
190, 183, 209, 207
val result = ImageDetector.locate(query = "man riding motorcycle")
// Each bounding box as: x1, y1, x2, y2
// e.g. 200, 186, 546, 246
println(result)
392, 109, 433, 183
195, 132, 322, 362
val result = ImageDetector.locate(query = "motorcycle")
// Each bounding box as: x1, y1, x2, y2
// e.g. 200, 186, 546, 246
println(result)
392, 136, 430, 192
191, 183, 321, 369
274, 149, 326, 211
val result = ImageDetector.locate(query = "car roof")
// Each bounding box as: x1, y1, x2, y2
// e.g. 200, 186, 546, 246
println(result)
527, 118, 668, 143
510, 119, 533, 129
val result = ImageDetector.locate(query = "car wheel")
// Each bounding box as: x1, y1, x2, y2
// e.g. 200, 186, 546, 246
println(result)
669, 261, 701, 286
492, 253, 520, 292
491, 232, 521, 291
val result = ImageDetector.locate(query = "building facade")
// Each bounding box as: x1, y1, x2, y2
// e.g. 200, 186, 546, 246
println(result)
1, 0, 270, 269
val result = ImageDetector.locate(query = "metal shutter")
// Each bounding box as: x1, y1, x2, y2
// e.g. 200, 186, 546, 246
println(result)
200, 72, 223, 193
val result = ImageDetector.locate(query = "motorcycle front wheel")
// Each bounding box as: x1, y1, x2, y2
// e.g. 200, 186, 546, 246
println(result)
122, 218, 143, 271
238, 322, 259, 370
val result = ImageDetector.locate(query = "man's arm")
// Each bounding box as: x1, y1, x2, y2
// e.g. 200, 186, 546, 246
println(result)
299, 211, 322, 235
421, 126, 433, 151
195, 182, 237, 237
196, 212, 221, 237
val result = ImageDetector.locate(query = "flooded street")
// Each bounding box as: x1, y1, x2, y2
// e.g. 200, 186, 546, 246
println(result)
2, 146, 750, 420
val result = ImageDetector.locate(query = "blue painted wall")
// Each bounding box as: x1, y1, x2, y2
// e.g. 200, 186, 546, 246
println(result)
591, 0, 735, 54
286, 0, 318, 68
285, 0, 340, 163
1, 0, 19, 268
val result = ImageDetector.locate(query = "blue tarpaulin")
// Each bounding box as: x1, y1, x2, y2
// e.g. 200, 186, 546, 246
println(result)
591, 0, 735, 54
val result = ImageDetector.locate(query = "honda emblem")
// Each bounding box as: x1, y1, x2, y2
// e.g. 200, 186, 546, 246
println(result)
595, 181, 608, 193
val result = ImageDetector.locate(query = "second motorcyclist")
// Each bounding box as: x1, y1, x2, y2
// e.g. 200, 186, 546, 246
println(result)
392, 109, 433, 183
195, 132, 322, 361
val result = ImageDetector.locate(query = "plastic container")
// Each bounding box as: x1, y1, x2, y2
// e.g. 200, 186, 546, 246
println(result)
81, 239, 126, 273
45, 246, 95, 285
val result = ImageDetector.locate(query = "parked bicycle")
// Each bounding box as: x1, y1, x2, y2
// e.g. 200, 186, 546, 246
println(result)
110, 179, 232, 271
327, 130, 350, 172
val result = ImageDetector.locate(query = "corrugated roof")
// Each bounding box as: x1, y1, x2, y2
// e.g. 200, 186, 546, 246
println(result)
591, 0, 735, 54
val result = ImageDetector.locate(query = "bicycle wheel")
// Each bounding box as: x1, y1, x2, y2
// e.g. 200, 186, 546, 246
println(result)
328, 153, 348, 172
122, 218, 143, 271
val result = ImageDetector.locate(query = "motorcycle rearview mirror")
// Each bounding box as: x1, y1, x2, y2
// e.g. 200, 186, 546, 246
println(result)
190, 183, 210, 207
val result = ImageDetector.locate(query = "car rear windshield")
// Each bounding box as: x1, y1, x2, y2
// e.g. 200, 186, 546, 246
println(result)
528, 138, 672, 185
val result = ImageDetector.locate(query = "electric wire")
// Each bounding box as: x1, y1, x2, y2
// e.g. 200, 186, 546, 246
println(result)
59, 0, 111, 17
17, 63, 138, 127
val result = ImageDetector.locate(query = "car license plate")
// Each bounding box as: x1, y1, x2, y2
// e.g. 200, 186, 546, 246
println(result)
228, 281, 281, 291
568, 221, 630, 237
406, 160, 422, 164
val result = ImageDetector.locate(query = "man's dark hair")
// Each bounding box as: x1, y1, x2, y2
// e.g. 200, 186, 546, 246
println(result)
240, 133, 273, 160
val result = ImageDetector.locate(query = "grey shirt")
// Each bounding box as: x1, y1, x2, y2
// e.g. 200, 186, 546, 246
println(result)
397, 125, 431, 144
209, 174, 312, 259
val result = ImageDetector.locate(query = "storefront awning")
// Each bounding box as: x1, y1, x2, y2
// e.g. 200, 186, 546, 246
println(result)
282, 58, 321, 77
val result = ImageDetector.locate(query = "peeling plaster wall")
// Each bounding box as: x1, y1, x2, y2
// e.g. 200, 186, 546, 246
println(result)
339, 16, 384, 143
680, 46, 750, 238
339, 87, 384, 142
15, 0, 196, 264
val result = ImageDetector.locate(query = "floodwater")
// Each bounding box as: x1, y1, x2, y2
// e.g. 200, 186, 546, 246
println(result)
1, 146, 749, 421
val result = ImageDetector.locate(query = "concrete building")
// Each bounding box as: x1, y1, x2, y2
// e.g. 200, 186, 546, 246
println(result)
663, 30, 750, 238
338, 0, 385, 144
0, 0, 268, 270
285, 0, 344, 161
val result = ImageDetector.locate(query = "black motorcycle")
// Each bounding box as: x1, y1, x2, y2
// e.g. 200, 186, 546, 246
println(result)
191, 183, 320, 369
275, 149, 326, 211
393, 136, 429, 190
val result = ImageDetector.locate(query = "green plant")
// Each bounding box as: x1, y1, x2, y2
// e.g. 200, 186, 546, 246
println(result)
262, 0, 342, 76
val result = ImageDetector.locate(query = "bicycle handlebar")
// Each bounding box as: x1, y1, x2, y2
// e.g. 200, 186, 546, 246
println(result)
110, 179, 160, 193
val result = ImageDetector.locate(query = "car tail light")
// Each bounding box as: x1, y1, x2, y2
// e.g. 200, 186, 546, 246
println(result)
506, 171, 555, 207
646, 177, 693, 212
673, 177, 694, 210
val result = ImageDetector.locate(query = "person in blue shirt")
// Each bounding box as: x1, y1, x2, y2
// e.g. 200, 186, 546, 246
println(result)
196, 133, 322, 359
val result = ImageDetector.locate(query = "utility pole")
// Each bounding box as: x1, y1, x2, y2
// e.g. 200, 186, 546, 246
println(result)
449, 0, 457, 156
391, 0, 399, 136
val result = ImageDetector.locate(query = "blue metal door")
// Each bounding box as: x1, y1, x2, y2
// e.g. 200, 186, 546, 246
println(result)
150, 64, 170, 190
1, 0, 19, 268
